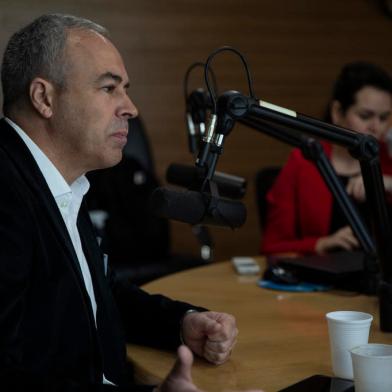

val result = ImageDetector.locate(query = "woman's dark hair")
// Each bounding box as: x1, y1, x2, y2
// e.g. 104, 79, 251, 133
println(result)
325, 61, 392, 122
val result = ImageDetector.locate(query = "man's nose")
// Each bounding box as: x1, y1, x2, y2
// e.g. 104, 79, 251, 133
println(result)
118, 93, 138, 120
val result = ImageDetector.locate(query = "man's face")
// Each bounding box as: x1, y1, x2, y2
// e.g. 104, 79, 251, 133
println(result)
50, 29, 138, 176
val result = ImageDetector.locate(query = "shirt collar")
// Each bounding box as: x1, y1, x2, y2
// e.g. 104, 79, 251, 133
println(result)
4, 117, 90, 200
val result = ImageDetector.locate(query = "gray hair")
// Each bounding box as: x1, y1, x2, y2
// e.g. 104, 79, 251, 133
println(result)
1, 13, 109, 114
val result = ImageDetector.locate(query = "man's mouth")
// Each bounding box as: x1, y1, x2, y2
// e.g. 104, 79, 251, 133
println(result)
111, 130, 128, 144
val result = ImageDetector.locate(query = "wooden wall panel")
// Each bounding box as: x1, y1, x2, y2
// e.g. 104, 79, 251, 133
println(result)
0, 0, 391, 261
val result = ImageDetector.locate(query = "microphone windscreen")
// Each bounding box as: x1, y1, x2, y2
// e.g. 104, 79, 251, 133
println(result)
150, 187, 205, 225
166, 163, 247, 199
166, 163, 202, 189
212, 172, 247, 200
207, 197, 247, 229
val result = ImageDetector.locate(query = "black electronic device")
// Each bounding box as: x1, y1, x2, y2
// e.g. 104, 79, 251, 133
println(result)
150, 186, 246, 229
262, 264, 300, 285
275, 251, 369, 291
277, 251, 365, 275
278, 375, 354, 392
166, 163, 246, 200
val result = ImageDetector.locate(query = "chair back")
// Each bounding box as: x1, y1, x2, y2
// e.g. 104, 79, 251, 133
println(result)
123, 117, 155, 174
255, 166, 281, 229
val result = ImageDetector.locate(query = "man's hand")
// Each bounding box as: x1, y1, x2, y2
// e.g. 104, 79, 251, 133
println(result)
315, 225, 359, 254
181, 311, 238, 365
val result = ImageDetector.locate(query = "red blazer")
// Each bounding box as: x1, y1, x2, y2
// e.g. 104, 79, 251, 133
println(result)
261, 142, 392, 255
261, 144, 333, 255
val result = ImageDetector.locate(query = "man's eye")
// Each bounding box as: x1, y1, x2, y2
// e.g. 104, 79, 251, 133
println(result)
102, 85, 115, 93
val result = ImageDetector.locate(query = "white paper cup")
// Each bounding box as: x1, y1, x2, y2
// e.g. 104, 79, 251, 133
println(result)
351, 344, 392, 392
326, 311, 373, 379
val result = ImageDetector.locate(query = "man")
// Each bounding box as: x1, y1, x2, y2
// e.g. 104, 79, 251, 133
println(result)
0, 14, 239, 391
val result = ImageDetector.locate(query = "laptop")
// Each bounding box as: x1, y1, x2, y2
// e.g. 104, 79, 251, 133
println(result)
275, 250, 378, 292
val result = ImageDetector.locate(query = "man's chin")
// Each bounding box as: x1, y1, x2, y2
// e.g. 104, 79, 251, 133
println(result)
98, 152, 123, 170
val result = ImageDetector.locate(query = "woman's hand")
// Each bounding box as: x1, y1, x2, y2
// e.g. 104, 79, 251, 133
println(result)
315, 226, 359, 254
346, 175, 366, 202
346, 174, 392, 201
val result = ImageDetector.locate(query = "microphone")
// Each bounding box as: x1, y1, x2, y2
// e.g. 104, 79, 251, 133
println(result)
196, 91, 254, 169
166, 163, 246, 200
186, 88, 211, 153
150, 187, 247, 229
187, 88, 210, 126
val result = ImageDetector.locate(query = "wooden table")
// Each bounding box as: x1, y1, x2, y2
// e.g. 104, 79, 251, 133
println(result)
127, 258, 392, 391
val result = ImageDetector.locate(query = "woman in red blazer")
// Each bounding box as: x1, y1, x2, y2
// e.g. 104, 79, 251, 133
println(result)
261, 62, 392, 255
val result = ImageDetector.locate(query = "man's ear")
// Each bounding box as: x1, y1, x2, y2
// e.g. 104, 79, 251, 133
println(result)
330, 100, 343, 126
29, 77, 56, 119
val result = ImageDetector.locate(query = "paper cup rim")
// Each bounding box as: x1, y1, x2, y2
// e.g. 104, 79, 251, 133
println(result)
350, 343, 392, 358
326, 311, 373, 323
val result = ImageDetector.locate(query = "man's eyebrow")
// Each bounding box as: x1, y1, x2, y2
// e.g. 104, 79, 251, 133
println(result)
95, 72, 130, 87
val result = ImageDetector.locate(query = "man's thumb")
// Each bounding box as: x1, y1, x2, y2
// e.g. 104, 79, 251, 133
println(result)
169, 345, 194, 382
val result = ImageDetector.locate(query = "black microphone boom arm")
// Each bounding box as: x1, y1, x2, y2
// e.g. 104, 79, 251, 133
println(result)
207, 90, 392, 331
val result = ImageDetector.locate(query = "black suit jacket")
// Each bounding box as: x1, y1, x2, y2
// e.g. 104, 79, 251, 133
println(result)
0, 119, 201, 391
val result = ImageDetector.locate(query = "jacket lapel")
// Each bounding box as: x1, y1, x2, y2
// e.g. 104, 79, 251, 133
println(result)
0, 119, 85, 283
